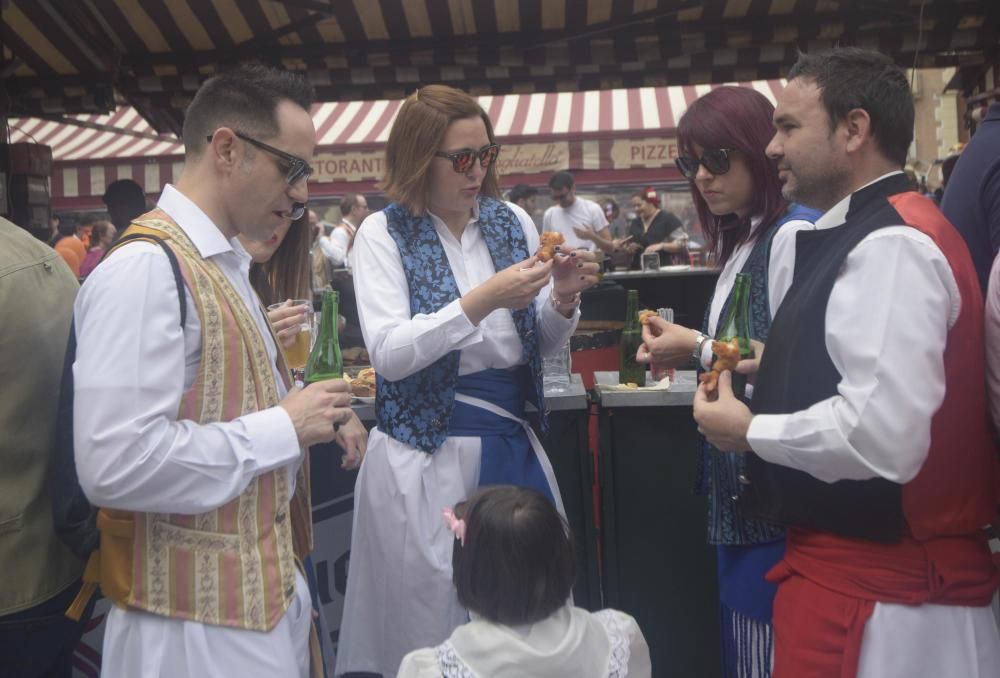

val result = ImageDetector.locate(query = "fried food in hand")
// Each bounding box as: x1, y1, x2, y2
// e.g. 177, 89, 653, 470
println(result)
698, 339, 741, 392
536, 231, 566, 262
639, 310, 656, 325
348, 367, 376, 397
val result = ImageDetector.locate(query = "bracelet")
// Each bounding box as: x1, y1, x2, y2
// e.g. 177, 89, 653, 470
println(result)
550, 289, 581, 312
691, 332, 710, 364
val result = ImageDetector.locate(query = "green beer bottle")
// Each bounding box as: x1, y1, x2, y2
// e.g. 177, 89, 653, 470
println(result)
716, 273, 753, 401
305, 289, 343, 383
619, 289, 646, 386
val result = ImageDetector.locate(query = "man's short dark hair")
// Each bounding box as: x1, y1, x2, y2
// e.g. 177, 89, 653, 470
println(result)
181, 65, 315, 156
508, 184, 538, 203
102, 179, 145, 212
339, 193, 362, 219
548, 171, 575, 191
452, 486, 575, 626
787, 48, 914, 166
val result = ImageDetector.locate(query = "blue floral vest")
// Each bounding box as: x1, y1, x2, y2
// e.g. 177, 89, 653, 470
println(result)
375, 197, 546, 453
695, 203, 821, 545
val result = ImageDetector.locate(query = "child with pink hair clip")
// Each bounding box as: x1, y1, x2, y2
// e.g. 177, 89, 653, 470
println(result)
399, 485, 652, 677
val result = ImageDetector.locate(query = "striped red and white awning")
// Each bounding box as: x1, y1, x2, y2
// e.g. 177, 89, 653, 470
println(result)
8, 79, 784, 206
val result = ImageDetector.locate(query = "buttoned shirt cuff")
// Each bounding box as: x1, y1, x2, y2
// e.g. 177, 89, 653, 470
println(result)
746, 414, 797, 469
239, 406, 302, 473
442, 298, 485, 349
699, 341, 713, 370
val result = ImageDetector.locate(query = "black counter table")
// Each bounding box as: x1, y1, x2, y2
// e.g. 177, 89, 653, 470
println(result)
594, 370, 721, 678
603, 266, 719, 329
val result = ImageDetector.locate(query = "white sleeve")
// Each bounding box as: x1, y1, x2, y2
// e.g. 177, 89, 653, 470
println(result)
746, 227, 958, 483
504, 201, 579, 356
352, 212, 483, 382
327, 229, 351, 267
542, 207, 553, 232
625, 615, 653, 678
396, 649, 441, 678
767, 219, 813, 317
73, 247, 300, 514
591, 200, 610, 232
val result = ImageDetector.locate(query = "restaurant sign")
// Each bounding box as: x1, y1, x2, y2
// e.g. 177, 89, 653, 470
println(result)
310, 141, 570, 183
494, 142, 569, 176
610, 138, 680, 169
311, 151, 385, 183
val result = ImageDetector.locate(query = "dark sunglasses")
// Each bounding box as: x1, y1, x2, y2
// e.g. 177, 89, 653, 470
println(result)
434, 143, 501, 173
675, 148, 733, 180
207, 131, 314, 186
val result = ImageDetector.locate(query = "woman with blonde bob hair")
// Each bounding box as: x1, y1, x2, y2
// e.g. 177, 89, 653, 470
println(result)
335, 84, 599, 677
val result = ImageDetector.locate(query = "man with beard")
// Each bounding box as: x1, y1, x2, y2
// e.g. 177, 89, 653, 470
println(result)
693, 48, 1000, 677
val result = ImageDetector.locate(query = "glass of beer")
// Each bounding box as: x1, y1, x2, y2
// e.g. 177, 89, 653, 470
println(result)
267, 299, 313, 379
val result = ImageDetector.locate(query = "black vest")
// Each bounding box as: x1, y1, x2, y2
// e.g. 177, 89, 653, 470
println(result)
740, 175, 917, 543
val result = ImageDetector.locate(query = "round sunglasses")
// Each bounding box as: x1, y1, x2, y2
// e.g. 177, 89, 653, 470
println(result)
675, 148, 733, 180
434, 143, 502, 173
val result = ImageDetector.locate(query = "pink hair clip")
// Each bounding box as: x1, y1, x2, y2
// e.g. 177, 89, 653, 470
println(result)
442, 507, 466, 546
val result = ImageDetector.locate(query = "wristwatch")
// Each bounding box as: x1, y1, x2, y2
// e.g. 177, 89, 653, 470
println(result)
692, 332, 710, 365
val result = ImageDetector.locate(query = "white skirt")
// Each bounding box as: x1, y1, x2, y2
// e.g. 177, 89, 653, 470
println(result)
333, 396, 563, 677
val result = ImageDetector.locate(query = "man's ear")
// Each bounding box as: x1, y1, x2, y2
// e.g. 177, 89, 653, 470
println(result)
843, 108, 873, 154
208, 127, 239, 175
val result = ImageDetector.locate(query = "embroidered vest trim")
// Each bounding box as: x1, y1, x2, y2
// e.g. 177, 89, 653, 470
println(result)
81, 211, 311, 631
375, 198, 546, 453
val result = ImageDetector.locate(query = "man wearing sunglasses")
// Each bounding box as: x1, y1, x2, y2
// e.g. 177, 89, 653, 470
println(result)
72, 65, 351, 678
542, 171, 612, 253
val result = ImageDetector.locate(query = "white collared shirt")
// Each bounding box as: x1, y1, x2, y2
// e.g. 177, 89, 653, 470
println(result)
746, 172, 961, 483
352, 201, 578, 382
73, 184, 300, 514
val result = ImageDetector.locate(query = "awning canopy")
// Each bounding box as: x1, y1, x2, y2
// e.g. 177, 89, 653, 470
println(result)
10, 80, 784, 208
3, 0, 996, 135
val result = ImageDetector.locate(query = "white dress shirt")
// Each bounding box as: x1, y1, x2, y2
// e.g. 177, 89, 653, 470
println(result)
73, 184, 310, 677
353, 201, 578, 380
747, 171, 960, 485
319, 218, 356, 269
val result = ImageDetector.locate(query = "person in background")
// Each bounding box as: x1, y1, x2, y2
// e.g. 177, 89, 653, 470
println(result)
320, 192, 368, 269
941, 98, 1000, 292
73, 64, 353, 678
508, 183, 539, 215
307, 209, 334, 291
336, 84, 598, 677
543, 170, 612, 253
240, 213, 366, 469
51, 218, 86, 278
0, 216, 91, 677
694, 47, 1000, 677
398, 485, 651, 678
101, 178, 147, 235
636, 85, 819, 677
627, 187, 688, 267
78, 220, 116, 278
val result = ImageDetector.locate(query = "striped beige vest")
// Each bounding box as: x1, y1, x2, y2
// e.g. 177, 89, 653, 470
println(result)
88, 211, 313, 631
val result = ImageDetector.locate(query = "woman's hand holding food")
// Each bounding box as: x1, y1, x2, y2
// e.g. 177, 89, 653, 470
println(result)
637, 316, 703, 369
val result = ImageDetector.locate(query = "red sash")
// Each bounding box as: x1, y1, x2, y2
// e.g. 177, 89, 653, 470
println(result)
769, 528, 998, 678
